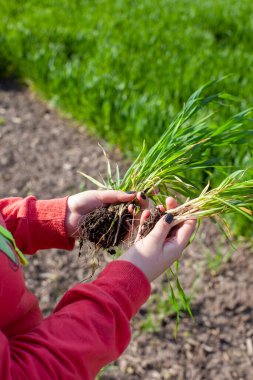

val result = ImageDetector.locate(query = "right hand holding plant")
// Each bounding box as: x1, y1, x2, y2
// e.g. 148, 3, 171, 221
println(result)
120, 197, 196, 282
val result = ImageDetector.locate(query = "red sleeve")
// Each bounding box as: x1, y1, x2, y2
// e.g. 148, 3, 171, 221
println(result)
0, 261, 151, 380
0, 196, 75, 254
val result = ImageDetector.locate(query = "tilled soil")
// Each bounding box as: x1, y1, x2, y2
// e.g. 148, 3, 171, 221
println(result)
1, 78, 253, 380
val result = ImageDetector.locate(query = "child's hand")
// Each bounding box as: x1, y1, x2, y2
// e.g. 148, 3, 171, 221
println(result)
120, 197, 196, 282
66, 190, 149, 238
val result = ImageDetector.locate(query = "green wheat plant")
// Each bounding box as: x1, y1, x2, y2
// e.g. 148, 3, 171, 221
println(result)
81, 80, 253, 200
165, 170, 253, 229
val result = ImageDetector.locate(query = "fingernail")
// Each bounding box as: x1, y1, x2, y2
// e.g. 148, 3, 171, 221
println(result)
126, 191, 136, 194
165, 213, 174, 224
140, 192, 146, 200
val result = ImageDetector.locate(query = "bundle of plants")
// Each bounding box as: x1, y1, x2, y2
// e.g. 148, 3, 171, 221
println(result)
79, 80, 253, 254
140, 170, 253, 239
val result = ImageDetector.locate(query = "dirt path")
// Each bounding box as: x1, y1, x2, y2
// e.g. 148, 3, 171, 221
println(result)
1, 79, 253, 380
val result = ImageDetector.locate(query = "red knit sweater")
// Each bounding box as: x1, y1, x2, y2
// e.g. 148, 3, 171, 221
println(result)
0, 196, 150, 379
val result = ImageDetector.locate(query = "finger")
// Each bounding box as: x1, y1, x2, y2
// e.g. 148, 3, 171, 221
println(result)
136, 191, 149, 211
136, 209, 151, 241
124, 218, 135, 241
128, 204, 141, 226
98, 190, 136, 205
147, 213, 174, 241
128, 191, 150, 227
156, 204, 166, 212
174, 219, 197, 249
166, 196, 178, 210
128, 203, 137, 214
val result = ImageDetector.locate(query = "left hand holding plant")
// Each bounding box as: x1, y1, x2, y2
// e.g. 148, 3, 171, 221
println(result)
66, 190, 149, 238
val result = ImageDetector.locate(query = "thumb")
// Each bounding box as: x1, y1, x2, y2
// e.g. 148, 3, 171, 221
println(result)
148, 213, 174, 241
98, 190, 136, 204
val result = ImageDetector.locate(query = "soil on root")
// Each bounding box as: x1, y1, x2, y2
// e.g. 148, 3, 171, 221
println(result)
79, 203, 132, 254
140, 208, 165, 238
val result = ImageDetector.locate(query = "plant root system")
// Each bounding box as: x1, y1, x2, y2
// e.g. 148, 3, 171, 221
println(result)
79, 203, 132, 255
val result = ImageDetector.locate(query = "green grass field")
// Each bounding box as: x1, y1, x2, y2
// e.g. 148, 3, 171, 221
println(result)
1, 0, 253, 154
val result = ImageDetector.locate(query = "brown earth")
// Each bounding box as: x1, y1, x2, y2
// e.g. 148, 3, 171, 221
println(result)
1, 78, 253, 380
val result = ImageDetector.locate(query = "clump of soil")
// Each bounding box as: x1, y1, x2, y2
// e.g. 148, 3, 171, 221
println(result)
79, 203, 132, 254
140, 208, 165, 238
